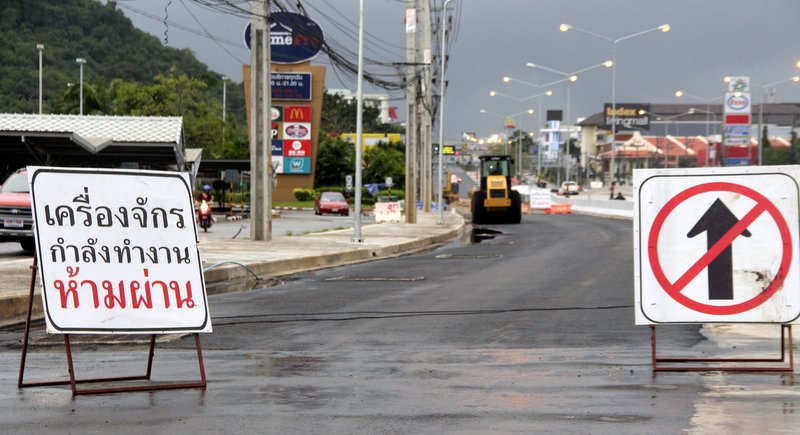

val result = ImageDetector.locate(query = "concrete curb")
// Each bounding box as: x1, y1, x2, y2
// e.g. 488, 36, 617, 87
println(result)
202, 223, 463, 285
0, 214, 466, 327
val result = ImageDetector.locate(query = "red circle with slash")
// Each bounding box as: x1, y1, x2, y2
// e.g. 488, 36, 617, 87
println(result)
648, 182, 792, 315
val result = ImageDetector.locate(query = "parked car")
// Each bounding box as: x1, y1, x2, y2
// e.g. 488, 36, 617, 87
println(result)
0, 169, 34, 251
559, 181, 581, 196
314, 191, 350, 216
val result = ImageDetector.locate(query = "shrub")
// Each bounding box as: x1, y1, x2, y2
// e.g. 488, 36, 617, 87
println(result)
293, 188, 316, 201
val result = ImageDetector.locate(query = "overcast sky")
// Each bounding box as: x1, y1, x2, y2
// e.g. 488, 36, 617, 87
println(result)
118, 0, 800, 142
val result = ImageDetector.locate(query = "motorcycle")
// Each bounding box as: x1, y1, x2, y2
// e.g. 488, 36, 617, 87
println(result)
197, 200, 213, 232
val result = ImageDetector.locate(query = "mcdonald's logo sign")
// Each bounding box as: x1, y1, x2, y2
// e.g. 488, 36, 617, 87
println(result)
283, 105, 311, 122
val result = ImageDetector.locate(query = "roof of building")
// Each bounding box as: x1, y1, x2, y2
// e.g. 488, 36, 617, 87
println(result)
578, 103, 800, 127
0, 114, 185, 171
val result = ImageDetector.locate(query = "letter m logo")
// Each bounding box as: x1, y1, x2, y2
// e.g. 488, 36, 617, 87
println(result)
284, 106, 310, 122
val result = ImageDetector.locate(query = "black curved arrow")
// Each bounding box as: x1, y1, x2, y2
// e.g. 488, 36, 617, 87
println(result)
686, 198, 752, 300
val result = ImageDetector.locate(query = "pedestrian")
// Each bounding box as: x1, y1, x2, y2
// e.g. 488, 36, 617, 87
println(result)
609, 181, 616, 200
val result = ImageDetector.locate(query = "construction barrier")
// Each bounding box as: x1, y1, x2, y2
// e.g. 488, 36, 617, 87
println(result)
546, 203, 572, 214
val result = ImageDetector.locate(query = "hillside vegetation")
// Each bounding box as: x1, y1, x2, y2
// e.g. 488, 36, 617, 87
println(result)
0, 0, 249, 157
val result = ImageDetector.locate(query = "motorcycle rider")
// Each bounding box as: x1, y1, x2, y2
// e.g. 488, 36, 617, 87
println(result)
197, 184, 213, 204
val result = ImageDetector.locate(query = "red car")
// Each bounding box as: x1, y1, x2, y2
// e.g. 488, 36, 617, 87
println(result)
0, 169, 34, 251
314, 191, 350, 216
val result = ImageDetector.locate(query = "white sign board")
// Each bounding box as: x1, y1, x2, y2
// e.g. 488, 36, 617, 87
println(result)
726, 76, 750, 93
723, 137, 751, 146
374, 202, 402, 222
28, 167, 212, 334
530, 188, 552, 209
634, 166, 800, 324
724, 92, 751, 114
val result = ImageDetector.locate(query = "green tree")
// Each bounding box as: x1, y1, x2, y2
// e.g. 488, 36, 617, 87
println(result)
762, 147, 789, 165
363, 141, 405, 185
317, 91, 404, 188
314, 134, 354, 187
320, 91, 403, 134
0, 0, 245, 116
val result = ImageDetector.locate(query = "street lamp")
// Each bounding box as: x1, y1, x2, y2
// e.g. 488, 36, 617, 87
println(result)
222, 75, 228, 148
560, 23, 670, 185
437, 0, 456, 224
523, 60, 613, 182
675, 90, 723, 166
75, 57, 87, 115
488, 89, 552, 175
479, 108, 535, 170
655, 111, 692, 168
758, 75, 800, 165
353, 0, 365, 242
687, 107, 718, 167
488, 89, 553, 102
36, 44, 44, 114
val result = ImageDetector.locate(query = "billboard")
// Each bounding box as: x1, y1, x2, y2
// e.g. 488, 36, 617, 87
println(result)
603, 103, 651, 130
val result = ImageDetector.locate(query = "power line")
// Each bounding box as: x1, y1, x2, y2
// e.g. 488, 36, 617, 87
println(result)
178, 0, 247, 63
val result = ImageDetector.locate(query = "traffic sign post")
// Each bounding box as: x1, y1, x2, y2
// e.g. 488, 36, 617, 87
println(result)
634, 166, 799, 372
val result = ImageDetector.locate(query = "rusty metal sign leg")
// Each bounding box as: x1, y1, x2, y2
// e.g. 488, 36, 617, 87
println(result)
651, 324, 794, 373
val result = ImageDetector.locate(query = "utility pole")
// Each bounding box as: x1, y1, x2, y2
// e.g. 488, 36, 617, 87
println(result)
420, 0, 433, 212
404, 2, 417, 223
249, 0, 271, 241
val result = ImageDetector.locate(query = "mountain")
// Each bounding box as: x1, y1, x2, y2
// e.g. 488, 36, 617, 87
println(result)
0, 0, 243, 119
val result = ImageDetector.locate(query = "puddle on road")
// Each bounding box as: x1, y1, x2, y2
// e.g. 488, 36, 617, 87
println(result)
247, 354, 326, 378
452, 227, 514, 246
469, 228, 503, 244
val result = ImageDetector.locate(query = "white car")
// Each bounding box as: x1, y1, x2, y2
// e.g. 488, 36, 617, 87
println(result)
559, 181, 581, 196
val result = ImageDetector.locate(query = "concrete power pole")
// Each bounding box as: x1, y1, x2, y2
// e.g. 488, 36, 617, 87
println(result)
420, 0, 433, 212
250, 0, 272, 241
404, 2, 417, 223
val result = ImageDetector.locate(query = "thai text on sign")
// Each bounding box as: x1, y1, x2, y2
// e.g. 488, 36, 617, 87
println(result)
28, 167, 212, 334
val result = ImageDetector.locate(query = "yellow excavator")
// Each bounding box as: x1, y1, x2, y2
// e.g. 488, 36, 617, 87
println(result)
470, 155, 521, 224
443, 169, 460, 204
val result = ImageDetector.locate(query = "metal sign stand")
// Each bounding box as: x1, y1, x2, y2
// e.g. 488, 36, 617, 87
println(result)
18, 258, 207, 395
650, 325, 794, 373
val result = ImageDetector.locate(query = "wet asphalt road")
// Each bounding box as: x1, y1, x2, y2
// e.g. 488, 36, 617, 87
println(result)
1, 213, 798, 434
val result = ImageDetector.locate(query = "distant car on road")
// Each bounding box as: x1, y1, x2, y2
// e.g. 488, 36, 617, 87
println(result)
559, 181, 581, 196
315, 191, 350, 216
0, 169, 34, 251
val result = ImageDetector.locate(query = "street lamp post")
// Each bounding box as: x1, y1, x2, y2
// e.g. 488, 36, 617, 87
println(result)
437, 0, 455, 225
222, 75, 228, 148
655, 111, 692, 168
675, 91, 723, 166
560, 23, 669, 186
758, 75, 800, 165
353, 0, 365, 242
488, 89, 553, 175
686, 107, 718, 167
75, 57, 86, 115
36, 44, 44, 114
479, 108, 535, 172
523, 60, 613, 183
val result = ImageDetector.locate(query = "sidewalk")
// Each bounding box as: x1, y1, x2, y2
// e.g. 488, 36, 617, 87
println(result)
0, 210, 465, 326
